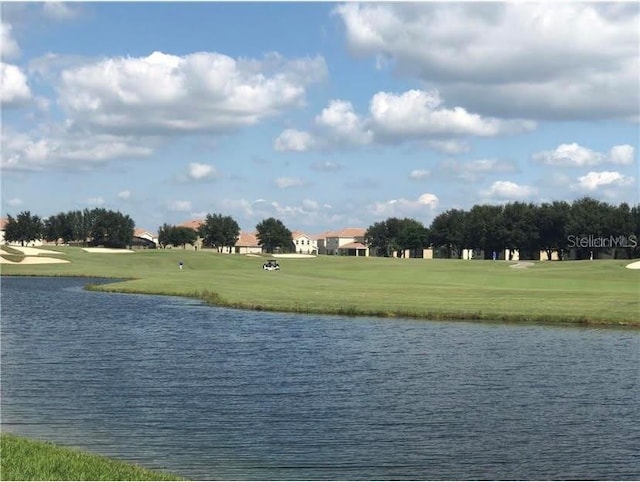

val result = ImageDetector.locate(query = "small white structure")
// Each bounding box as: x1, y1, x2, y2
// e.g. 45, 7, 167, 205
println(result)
504, 249, 520, 261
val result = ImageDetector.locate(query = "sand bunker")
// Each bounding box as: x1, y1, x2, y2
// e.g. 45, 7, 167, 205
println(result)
17, 257, 69, 264
273, 254, 316, 258
82, 248, 134, 253
625, 260, 640, 269
1, 245, 69, 264
509, 261, 535, 269
5, 246, 63, 256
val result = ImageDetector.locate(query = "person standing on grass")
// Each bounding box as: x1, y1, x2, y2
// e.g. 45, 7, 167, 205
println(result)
179, 261, 183, 270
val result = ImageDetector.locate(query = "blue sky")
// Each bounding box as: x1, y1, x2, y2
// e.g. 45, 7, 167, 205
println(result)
2, 1, 638, 235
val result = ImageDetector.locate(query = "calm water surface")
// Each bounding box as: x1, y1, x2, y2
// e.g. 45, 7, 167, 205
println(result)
1, 276, 639, 480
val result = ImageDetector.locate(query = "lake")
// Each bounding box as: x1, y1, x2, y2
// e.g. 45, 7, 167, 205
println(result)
1, 276, 638, 480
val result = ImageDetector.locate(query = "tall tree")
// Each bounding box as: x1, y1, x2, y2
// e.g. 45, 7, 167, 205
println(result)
466, 205, 506, 259
536, 201, 570, 260
255, 217, 293, 254
397, 218, 429, 256
429, 209, 467, 258
198, 213, 240, 252
567, 197, 611, 259
89, 209, 135, 248
4, 211, 44, 246
365, 219, 395, 257
502, 202, 540, 259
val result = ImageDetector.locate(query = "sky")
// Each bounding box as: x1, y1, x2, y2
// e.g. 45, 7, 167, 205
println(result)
1, 1, 639, 235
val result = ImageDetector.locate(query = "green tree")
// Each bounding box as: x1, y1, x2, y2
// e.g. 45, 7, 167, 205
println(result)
397, 218, 429, 255
429, 209, 467, 258
365, 220, 394, 257
466, 204, 506, 259
4, 211, 44, 246
366, 217, 429, 257
631, 204, 640, 259
502, 202, 540, 260
256, 217, 293, 254
536, 201, 570, 260
605, 202, 635, 259
567, 197, 611, 259
158, 224, 197, 249
198, 213, 240, 252
89, 209, 135, 248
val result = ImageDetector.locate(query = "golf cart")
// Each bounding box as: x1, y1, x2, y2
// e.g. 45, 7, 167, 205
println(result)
263, 259, 280, 271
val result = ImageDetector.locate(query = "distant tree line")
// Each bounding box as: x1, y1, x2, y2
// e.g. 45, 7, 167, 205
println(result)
158, 214, 294, 254
365, 197, 639, 260
6, 197, 638, 259
4, 209, 135, 249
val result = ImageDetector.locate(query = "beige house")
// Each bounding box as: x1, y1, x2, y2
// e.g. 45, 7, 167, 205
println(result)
292, 231, 317, 254
322, 227, 369, 256
234, 231, 263, 254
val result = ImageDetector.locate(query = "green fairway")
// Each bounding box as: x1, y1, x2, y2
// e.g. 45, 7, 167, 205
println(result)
1, 247, 639, 326
0, 433, 183, 480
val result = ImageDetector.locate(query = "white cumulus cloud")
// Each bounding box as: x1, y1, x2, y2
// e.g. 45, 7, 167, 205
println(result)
187, 162, 217, 181
57, 51, 327, 136
482, 181, 536, 201
533, 143, 637, 166
1, 62, 31, 106
371, 192, 439, 218
0, 128, 156, 171
42, 2, 81, 21
274, 89, 533, 151
1, 23, 20, 59
370, 89, 534, 138
334, 2, 639, 120
117, 190, 131, 200
573, 171, 635, 191
273, 129, 316, 152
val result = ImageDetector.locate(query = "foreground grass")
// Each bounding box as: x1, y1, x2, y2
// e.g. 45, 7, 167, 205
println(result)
0, 433, 183, 480
2, 246, 639, 326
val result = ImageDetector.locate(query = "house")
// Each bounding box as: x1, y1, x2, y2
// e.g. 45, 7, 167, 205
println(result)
314, 231, 334, 255
323, 227, 369, 257
234, 231, 263, 254
132, 228, 158, 249
0, 218, 6, 245
291, 231, 317, 255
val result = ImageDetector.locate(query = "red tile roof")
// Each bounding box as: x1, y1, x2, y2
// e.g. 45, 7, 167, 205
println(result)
134, 228, 157, 238
327, 227, 366, 238
235, 231, 260, 247
179, 219, 204, 230
0, 218, 7, 230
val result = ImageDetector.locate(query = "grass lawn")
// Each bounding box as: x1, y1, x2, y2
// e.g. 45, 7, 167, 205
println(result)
1, 246, 638, 326
0, 433, 183, 480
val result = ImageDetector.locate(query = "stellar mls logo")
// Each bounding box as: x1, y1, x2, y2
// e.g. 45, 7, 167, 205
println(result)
567, 234, 638, 249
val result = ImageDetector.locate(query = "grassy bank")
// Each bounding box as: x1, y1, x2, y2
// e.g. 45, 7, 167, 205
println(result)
0, 433, 183, 480
2, 246, 639, 326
